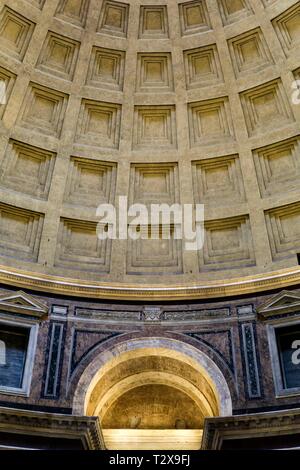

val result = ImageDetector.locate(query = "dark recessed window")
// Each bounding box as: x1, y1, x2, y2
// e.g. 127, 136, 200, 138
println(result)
0, 324, 30, 389
276, 325, 300, 389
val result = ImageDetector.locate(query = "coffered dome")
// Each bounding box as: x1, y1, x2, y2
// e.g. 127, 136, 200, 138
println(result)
0, 0, 300, 299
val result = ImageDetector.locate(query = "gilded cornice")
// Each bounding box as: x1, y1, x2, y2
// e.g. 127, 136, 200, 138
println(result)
0, 264, 299, 300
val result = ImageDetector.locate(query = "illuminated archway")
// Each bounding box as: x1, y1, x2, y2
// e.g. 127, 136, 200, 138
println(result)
73, 337, 232, 450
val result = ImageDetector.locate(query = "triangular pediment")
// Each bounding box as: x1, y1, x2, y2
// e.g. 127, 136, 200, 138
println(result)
0, 290, 48, 319
258, 290, 300, 318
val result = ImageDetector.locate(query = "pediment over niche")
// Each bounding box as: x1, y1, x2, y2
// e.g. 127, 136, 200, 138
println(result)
258, 290, 300, 319
0, 290, 48, 319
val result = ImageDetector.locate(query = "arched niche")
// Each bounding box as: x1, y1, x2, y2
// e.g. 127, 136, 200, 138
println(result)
72, 337, 232, 450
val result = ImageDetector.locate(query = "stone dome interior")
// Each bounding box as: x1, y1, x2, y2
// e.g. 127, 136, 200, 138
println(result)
0, 0, 300, 291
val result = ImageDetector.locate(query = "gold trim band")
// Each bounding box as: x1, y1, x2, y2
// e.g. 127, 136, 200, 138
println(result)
0, 265, 299, 300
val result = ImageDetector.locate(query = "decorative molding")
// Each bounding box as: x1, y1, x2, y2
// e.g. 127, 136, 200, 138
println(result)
0, 406, 104, 449
237, 305, 254, 316
0, 290, 47, 319
75, 307, 141, 322
202, 408, 300, 450
73, 306, 231, 324
142, 306, 162, 322
164, 308, 230, 322
258, 290, 300, 318
42, 322, 66, 398
51, 305, 68, 316
239, 322, 262, 399
0, 265, 300, 301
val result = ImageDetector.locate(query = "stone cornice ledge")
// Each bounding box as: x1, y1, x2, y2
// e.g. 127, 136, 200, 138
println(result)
0, 406, 104, 449
202, 408, 300, 450
0, 265, 299, 300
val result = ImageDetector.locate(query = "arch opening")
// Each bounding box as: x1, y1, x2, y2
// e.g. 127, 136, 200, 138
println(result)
73, 338, 232, 450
